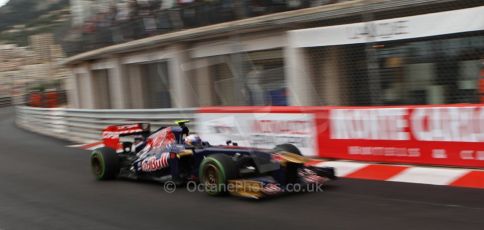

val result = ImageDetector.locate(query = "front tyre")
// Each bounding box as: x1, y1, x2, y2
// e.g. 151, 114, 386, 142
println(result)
199, 154, 237, 196
91, 147, 120, 180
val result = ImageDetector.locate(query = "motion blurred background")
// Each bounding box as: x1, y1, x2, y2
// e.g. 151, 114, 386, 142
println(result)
0, 0, 483, 108
0, 3, 483, 229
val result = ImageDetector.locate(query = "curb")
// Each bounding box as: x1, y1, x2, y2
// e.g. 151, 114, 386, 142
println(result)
316, 161, 484, 189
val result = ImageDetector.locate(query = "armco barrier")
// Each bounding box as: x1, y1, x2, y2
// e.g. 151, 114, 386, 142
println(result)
15, 106, 196, 143
318, 105, 484, 168
197, 105, 484, 168
16, 105, 484, 168
0, 97, 11, 107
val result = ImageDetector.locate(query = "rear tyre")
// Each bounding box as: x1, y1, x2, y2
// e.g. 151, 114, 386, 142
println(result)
199, 154, 237, 196
91, 147, 120, 180
274, 143, 302, 156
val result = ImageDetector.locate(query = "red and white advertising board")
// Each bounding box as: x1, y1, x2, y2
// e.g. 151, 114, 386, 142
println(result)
198, 105, 484, 168
319, 105, 484, 168
197, 107, 319, 156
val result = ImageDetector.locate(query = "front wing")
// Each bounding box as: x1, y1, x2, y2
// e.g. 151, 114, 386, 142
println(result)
227, 166, 336, 199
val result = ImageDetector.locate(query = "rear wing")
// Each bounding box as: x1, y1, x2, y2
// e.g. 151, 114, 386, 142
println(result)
102, 123, 150, 150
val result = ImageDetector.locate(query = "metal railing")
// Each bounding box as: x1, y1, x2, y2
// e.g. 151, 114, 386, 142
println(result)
0, 97, 11, 107
15, 106, 196, 143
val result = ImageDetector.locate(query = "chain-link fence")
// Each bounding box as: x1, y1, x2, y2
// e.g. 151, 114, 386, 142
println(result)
191, 1, 484, 107
197, 48, 288, 107
192, 39, 483, 107
63, 1, 484, 109
304, 34, 484, 106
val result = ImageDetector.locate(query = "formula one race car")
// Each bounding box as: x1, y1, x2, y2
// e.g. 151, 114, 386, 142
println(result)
90, 121, 336, 199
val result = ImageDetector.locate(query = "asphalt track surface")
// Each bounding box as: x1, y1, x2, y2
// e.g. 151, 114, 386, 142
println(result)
1, 107, 483, 230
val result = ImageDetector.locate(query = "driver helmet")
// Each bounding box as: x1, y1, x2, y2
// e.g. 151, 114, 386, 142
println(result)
184, 134, 202, 146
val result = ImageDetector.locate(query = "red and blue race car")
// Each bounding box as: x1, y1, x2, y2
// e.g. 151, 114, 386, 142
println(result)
90, 121, 336, 199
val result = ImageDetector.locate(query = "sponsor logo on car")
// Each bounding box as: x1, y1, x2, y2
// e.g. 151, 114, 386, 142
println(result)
298, 168, 326, 184
261, 183, 282, 195
140, 152, 170, 172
